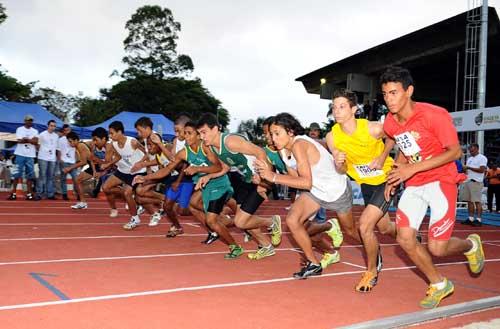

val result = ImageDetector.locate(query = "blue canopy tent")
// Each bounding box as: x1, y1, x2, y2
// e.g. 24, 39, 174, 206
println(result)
0, 101, 65, 133
81, 111, 175, 141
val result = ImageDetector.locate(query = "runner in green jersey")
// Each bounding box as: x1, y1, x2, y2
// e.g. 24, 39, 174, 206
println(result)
197, 113, 282, 260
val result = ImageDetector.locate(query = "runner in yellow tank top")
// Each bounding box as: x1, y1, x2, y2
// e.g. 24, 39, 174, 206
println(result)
325, 89, 397, 293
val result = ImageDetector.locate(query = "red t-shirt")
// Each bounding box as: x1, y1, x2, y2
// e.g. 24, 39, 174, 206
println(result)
384, 102, 464, 186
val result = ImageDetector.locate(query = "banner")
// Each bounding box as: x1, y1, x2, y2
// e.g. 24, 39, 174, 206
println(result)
450, 106, 500, 132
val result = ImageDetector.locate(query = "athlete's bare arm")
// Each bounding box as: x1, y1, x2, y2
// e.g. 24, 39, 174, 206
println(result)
325, 131, 347, 174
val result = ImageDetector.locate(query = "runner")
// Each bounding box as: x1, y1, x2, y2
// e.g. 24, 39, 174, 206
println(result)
255, 112, 356, 278
100, 121, 146, 229
381, 66, 485, 308
197, 113, 282, 260
326, 88, 396, 292
70, 128, 113, 209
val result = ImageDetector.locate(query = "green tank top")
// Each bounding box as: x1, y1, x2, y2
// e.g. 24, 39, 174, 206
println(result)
265, 146, 287, 174
185, 143, 210, 184
211, 133, 254, 183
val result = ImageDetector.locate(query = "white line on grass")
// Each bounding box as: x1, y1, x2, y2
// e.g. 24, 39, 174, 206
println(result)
0, 259, 499, 312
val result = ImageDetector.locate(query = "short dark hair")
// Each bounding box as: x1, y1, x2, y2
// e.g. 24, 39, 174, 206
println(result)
379, 66, 414, 90
92, 127, 108, 140
272, 113, 305, 136
62, 124, 70, 129
47, 120, 56, 126
332, 88, 358, 108
109, 121, 124, 133
470, 143, 479, 149
196, 113, 219, 129
134, 116, 153, 129
263, 116, 275, 127
184, 121, 197, 130
66, 131, 80, 141
175, 114, 191, 126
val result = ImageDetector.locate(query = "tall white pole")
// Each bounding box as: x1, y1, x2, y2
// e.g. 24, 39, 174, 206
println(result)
477, 0, 488, 153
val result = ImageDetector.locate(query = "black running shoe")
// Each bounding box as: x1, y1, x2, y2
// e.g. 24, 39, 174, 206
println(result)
7, 193, 16, 200
376, 246, 383, 273
202, 232, 219, 245
460, 220, 473, 225
293, 261, 322, 279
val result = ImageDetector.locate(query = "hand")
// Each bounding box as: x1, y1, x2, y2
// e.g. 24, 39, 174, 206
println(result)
131, 162, 143, 173
183, 166, 198, 176
150, 133, 162, 145
384, 183, 397, 202
254, 159, 273, 181
257, 185, 268, 199
195, 176, 210, 190
171, 181, 180, 192
386, 162, 416, 185
369, 155, 384, 170
63, 167, 71, 174
101, 163, 110, 170
252, 174, 262, 185
333, 150, 347, 167
132, 175, 146, 185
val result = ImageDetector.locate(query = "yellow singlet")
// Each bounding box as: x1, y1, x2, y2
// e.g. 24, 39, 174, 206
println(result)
332, 119, 393, 185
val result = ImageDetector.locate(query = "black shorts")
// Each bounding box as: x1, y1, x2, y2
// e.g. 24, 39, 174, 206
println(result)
206, 191, 231, 215
113, 170, 146, 187
360, 182, 392, 214
228, 172, 264, 215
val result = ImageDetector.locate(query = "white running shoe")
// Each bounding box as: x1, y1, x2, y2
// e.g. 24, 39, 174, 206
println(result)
148, 212, 162, 226
109, 209, 119, 218
71, 202, 88, 209
137, 205, 145, 215
123, 216, 141, 230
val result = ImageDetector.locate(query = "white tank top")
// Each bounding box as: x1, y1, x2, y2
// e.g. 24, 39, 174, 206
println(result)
281, 135, 347, 202
175, 138, 186, 154
113, 136, 146, 174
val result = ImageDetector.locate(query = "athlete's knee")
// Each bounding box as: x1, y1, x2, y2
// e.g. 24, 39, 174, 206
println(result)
397, 233, 417, 251
427, 241, 447, 257
123, 188, 133, 199
233, 216, 249, 229
285, 215, 301, 231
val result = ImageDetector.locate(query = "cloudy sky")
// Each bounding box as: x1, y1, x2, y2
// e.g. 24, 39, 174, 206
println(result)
1, 0, 499, 131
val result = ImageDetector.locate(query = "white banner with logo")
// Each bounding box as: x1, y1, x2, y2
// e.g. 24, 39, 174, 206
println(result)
450, 106, 500, 132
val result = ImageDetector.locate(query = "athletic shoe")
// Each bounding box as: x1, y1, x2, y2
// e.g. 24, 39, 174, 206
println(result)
270, 215, 282, 246
472, 220, 482, 227
7, 193, 16, 200
71, 202, 88, 209
326, 218, 343, 248
420, 278, 454, 309
293, 261, 322, 279
224, 245, 244, 259
202, 232, 219, 245
137, 205, 145, 215
26, 193, 34, 201
376, 246, 383, 273
243, 230, 252, 243
355, 271, 378, 292
109, 209, 119, 218
165, 226, 184, 238
464, 234, 485, 274
123, 216, 141, 230
247, 245, 276, 260
320, 251, 340, 269
34, 195, 42, 201
148, 212, 162, 226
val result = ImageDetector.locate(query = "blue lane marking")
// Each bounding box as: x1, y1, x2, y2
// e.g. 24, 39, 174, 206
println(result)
29, 272, 70, 300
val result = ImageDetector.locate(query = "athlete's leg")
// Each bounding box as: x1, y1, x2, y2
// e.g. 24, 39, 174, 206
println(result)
75, 171, 92, 204
102, 175, 123, 210
358, 205, 386, 273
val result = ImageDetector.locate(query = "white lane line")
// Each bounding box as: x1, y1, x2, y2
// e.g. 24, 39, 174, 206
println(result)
1, 259, 499, 312
0, 222, 201, 226
341, 262, 365, 269
184, 223, 201, 228
484, 242, 500, 247
0, 248, 300, 266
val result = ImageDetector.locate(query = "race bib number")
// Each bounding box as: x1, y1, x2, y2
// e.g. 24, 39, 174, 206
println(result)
395, 132, 421, 157
353, 164, 384, 178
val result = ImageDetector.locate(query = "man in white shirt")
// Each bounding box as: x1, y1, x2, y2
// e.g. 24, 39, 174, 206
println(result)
8, 115, 39, 200
35, 120, 58, 200
462, 143, 488, 226
57, 124, 78, 200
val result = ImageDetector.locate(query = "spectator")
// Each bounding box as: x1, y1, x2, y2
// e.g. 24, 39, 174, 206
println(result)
7, 115, 39, 200
36, 120, 58, 200
486, 162, 500, 213
57, 124, 78, 200
462, 143, 488, 226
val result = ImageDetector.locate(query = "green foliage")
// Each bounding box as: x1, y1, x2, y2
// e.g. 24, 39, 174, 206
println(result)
0, 3, 7, 25
0, 66, 34, 101
237, 116, 266, 144
30, 87, 80, 121
73, 97, 121, 126
122, 5, 193, 79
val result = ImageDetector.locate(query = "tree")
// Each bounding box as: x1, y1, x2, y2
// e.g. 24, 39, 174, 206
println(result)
29, 87, 81, 121
0, 3, 7, 26
73, 97, 121, 126
122, 5, 193, 79
237, 116, 266, 144
0, 66, 34, 101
